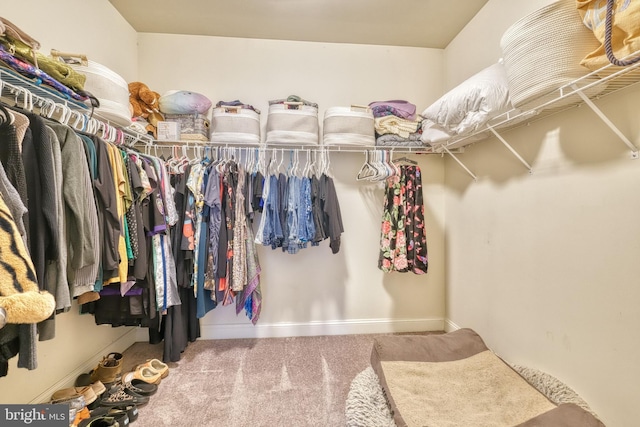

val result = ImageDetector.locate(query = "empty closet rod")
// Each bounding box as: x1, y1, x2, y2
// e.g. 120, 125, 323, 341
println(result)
487, 125, 533, 173
571, 84, 639, 159
442, 146, 477, 181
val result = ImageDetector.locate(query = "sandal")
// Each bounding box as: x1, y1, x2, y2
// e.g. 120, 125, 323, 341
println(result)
51, 385, 97, 405
130, 366, 162, 385
99, 384, 149, 408
90, 381, 107, 397
83, 407, 129, 427
137, 359, 169, 379
122, 371, 158, 396
78, 416, 119, 427
105, 404, 138, 423
49, 394, 86, 410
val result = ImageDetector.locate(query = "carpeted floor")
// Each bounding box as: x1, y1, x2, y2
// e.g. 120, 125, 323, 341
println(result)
120, 332, 436, 427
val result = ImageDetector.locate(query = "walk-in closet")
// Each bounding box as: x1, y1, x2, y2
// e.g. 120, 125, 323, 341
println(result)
0, 1, 638, 426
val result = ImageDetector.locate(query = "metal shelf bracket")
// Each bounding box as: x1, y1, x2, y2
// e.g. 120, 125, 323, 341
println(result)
571, 84, 639, 159
487, 125, 533, 173
443, 146, 477, 181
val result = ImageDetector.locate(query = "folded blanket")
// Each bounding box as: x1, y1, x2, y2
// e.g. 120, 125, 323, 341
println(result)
369, 100, 417, 120
374, 115, 422, 139
375, 132, 425, 147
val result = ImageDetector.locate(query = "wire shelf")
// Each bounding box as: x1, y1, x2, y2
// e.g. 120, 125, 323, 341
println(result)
437, 53, 640, 150
0, 67, 154, 147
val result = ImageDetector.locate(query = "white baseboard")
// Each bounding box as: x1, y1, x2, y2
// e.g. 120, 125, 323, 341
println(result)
30, 329, 138, 404
135, 317, 444, 342
444, 318, 462, 332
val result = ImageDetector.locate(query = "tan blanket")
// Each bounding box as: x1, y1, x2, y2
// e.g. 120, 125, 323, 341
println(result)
370, 329, 605, 427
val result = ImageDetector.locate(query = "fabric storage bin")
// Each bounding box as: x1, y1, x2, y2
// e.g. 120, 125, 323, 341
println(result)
210, 105, 261, 145
500, 0, 603, 110
163, 113, 210, 142
265, 101, 319, 145
323, 105, 375, 146
50, 50, 132, 127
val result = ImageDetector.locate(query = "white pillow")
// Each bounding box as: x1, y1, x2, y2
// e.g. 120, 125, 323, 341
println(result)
420, 119, 452, 145
421, 61, 512, 136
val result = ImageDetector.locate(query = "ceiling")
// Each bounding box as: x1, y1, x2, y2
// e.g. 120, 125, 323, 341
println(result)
108, 0, 488, 49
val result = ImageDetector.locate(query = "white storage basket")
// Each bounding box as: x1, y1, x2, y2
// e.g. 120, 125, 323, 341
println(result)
265, 102, 319, 145
210, 106, 261, 145
323, 105, 375, 146
500, 0, 603, 109
51, 50, 131, 127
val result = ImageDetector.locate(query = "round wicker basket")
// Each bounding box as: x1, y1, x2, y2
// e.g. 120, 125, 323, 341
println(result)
500, 0, 602, 109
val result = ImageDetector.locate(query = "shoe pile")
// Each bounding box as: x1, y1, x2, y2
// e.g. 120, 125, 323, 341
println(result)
49, 353, 170, 427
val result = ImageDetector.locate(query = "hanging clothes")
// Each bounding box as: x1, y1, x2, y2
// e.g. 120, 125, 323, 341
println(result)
254, 152, 343, 254
379, 164, 428, 274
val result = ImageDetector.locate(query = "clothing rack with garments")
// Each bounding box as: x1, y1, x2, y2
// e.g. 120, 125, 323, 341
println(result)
0, 74, 344, 369
0, 67, 204, 370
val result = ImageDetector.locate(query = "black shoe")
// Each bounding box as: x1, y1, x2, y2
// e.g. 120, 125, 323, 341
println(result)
79, 416, 119, 427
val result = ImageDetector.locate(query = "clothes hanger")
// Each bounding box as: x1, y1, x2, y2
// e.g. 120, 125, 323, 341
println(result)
38, 99, 55, 119
165, 146, 179, 173
359, 150, 381, 181
393, 155, 417, 165
382, 150, 397, 178
0, 103, 11, 126
380, 150, 394, 180
178, 144, 192, 172
301, 150, 308, 177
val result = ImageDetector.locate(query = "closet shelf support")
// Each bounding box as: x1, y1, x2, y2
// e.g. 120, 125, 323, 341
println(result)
442, 146, 477, 181
487, 125, 533, 173
571, 84, 639, 159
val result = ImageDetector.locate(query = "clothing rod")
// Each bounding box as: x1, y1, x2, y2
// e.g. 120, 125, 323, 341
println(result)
147, 140, 443, 155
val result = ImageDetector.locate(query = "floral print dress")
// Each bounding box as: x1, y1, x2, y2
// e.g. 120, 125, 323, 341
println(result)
379, 165, 428, 274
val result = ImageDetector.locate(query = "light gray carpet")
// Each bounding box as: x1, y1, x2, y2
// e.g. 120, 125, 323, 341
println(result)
121, 333, 434, 427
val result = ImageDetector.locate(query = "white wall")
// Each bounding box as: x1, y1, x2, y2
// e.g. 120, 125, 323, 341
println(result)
0, 0, 138, 403
444, 1, 640, 425
2, 0, 138, 81
137, 33, 447, 338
